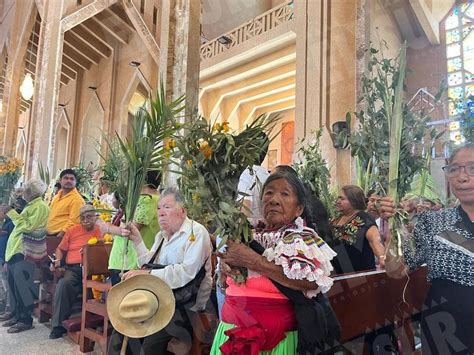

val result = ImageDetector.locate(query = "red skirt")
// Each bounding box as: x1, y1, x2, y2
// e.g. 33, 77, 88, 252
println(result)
220, 295, 297, 355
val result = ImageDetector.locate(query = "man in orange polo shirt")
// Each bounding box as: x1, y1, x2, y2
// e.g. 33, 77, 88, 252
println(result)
46, 169, 85, 237
49, 205, 130, 339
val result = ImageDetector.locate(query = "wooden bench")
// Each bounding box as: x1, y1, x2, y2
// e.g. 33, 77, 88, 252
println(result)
327, 267, 429, 353
79, 243, 113, 354
62, 314, 103, 345
36, 236, 62, 323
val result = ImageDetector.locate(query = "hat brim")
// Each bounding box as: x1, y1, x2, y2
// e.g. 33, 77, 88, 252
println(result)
107, 274, 176, 338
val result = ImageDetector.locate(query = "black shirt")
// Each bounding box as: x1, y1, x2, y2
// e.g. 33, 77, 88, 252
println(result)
329, 211, 377, 274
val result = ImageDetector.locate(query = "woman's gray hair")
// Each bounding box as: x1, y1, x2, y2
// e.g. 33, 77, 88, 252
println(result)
448, 143, 474, 164
23, 179, 47, 202
160, 187, 185, 206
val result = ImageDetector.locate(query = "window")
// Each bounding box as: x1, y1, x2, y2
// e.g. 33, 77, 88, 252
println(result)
153, 7, 158, 35
445, 3, 474, 118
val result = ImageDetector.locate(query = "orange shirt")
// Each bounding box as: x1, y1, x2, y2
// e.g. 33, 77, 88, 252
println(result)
58, 224, 102, 265
47, 188, 85, 234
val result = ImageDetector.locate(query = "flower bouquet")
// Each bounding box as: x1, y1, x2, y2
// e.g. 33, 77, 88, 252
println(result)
0, 156, 22, 204
172, 114, 278, 281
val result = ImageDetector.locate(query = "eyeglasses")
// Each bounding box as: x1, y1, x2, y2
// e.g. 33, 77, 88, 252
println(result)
442, 162, 474, 177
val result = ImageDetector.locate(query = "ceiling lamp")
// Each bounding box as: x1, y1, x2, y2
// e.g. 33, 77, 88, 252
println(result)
217, 35, 232, 46
20, 73, 34, 101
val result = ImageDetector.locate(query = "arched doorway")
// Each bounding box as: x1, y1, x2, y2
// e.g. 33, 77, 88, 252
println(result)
54, 110, 70, 173
80, 93, 105, 166
126, 82, 149, 138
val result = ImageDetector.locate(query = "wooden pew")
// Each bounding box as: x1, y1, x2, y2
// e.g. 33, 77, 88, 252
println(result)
79, 243, 113, 354
327, 267, 429, 352
36, 235, 62, 323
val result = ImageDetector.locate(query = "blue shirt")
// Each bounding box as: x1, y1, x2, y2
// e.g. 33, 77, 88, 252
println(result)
0, 218, 15, 262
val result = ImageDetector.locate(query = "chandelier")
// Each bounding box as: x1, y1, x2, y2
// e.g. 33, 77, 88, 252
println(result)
20, 73, 34, 101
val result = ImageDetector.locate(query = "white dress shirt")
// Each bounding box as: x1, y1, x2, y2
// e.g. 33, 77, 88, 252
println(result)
238, 165, 270, 226
133, 217, 213, 311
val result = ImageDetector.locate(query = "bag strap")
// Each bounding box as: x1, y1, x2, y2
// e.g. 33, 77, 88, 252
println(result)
147, 238, 165, 264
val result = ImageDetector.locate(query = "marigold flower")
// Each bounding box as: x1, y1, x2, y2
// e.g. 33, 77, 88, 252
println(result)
165, 139, 177, 151
198, 140, 213, 160
221, 121, 230, 132
212, 123, 221, 132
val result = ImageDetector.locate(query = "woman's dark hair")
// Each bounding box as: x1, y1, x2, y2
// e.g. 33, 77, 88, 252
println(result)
263, 171, 333, 240
54, 182, 62, 190
341, 185, 367, 210
263, 171, 307, 207
145, 170, 162, 189
448, 143, 474, 164
273, 165, 298, 176
305, 193, 333, 241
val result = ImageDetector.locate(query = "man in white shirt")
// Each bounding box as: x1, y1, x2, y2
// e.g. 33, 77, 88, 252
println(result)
237, 164, 270, 227
118, 187, 212, 354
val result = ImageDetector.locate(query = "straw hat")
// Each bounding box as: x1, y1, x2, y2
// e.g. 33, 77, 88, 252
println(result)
107, 274, 175, 338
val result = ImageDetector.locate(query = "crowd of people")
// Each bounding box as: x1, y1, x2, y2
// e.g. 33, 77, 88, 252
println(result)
0, 143, 472, 354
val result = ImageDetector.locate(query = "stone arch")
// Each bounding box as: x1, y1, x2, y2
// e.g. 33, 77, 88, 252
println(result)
119, 69, 151, 137
79, 92, 105, 167
54, 109, 71, 173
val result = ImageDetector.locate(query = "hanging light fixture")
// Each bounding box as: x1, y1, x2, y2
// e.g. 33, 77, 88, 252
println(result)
20, 39, 35, 101
20, 73, 34, 101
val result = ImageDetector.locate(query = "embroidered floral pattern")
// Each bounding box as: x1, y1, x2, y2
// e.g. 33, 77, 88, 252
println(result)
331, 215, 365, 245
255, 217, 337, 295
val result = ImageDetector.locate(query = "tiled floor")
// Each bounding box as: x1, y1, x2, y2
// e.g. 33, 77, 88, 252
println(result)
0, 319, 100, 354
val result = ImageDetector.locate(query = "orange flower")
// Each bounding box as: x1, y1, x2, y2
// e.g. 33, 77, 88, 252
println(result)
212, 123, 221, 132
221, 121, 230, 133
186, 159, 193, 167
165, 139, 177, 151
199, 140, 213, 160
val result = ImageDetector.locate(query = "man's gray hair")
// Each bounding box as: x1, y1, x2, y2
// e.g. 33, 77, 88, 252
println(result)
23, 179, 47, 202
160, 187, 185, 206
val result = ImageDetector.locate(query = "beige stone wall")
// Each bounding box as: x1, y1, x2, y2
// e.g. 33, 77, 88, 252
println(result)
431, 0, 455, 22
370, 0, 403, 58
328, 0, 357, 186
57, 30, 158, 168
131, 0, 162, 42
264, 108, 294, 170
202, 0, 273, 40
0, 0, 36, 157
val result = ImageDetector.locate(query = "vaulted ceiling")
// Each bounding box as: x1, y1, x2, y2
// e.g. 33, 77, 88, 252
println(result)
20, 3, 136, 112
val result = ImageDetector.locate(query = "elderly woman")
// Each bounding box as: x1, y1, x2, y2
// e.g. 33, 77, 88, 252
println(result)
381, 144, 474, 353
211, 172, 338, 354
1, 179, 49, 333
329, 185, 385, 274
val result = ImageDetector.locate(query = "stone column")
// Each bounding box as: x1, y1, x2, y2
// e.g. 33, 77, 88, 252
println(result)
160, 0, 201, 116
26, 0, 65, 178
2, 1, 37, 156
294, 0, 337, 181
159, 0, 201, 185
329, 0, 357, 186
295, 0, 359, 187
